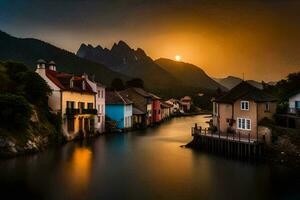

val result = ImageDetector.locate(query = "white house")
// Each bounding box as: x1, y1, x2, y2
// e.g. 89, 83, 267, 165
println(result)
36, 59, 97, 140
84, 75, 106, 133
288, 91, 300, 114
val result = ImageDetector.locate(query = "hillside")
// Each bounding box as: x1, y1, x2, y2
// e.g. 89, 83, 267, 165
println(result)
0, 30, 129, 86
77, 42, 189, 94
214, 76, 263, 90
155, 58, 226, 91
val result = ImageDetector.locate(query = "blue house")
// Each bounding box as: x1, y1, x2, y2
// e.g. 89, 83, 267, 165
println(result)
105, 91, 133, 129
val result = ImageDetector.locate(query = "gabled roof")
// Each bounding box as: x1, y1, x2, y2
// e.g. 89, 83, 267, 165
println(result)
133, 106, 145, 115
215, 81, 277, 103
161, 101, 172, 108
149, 92, 161, 100
46, 69, 94, 93
131, 87, 152, 97
181, 96, 192, 101
106, 91, 133, 105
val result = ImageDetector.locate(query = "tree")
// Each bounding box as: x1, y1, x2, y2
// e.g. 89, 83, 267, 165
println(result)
22, 72, 51, 105
126, 78, 144, 88
111, 78, 125, 91
0, 94, 32, 131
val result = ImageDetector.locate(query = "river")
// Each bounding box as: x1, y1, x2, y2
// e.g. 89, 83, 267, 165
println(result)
0, 115, 299, 200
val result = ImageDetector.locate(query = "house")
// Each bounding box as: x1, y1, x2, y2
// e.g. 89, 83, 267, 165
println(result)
161, 101, 172, 120
35, 59, 97, 140
84, 75, 106, 133
288, 90, 300, 115
180, 96, 192, 112
119, 88, 153, 127
105, 91, 133, 130
149, 93, 162, 124
166, 98, 184, 115
132, 106, 145, 129
212, 81, 277, 141
276, 90, 300, 129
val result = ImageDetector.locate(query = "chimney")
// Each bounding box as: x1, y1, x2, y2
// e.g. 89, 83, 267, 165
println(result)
82, 80, 86, 90
48, 61, 56, 71
35, 59, 46, 76
70, 76, 74, 88
36, 59, 46, 69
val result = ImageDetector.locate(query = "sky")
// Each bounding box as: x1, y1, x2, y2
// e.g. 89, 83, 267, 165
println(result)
0, 0, 300, 81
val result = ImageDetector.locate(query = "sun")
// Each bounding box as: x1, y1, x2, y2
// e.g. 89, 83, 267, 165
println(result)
175, 55, 181, 61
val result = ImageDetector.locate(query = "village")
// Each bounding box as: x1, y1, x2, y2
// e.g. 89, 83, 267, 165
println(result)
35, 59, 194, 141
35, 58, 300, 162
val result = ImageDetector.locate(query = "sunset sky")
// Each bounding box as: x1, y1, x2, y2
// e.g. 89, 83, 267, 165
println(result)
0, 0, 300, 81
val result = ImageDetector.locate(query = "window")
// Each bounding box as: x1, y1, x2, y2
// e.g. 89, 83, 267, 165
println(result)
98, 116, 101, 123
101, 105, 103, 113
101, 90, 104, 99
78, 102, 85, 109
237, 118, 251, 130
87, 103, 93, 109
67, 118, 75, 132
264, 102, 270, 112
241, 101, 249, 110
98, 105, 101, 113
97, 90, 100, 98
67, 101, 74, 109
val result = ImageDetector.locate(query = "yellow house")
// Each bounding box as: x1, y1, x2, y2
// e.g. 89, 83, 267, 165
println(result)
35, 59, 97, 140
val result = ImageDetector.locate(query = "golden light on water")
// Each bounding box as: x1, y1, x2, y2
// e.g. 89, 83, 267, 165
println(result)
175, 55, 181, 61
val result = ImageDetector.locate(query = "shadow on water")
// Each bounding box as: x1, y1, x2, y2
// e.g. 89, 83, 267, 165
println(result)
0, 115, 299, 200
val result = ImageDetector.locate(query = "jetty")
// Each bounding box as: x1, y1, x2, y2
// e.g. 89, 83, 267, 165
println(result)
187, 124, 265, 159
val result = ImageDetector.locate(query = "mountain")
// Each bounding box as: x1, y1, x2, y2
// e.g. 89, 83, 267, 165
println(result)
77, 42, 188, 93
155, 58, 227, 91
214, 76, 263, 90
0, 30, 129, 86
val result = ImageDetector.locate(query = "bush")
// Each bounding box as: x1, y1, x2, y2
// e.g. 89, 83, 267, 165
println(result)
0, 94, 32, 131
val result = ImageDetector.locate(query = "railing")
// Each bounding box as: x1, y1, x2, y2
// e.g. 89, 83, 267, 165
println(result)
66, 108, 97, 115
191, 124, 261, 143
288, 108, 300, 116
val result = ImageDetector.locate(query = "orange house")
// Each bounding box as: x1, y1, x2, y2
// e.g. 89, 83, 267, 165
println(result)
212, 81, 277, 140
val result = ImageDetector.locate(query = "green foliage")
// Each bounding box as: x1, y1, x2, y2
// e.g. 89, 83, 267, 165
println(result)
0, 93, 32, 130
22, 71, 51, 105
111, 78, 125, 91
126, 78, 144, 88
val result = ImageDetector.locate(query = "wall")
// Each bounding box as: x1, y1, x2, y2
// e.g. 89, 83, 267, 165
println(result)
289, 93, 300, 109
233, 100, 257, 139
61, 91, 96, 139
106, 104, 125, 129
35, 68, 61, 111
257, 102, 277, 121
124, 104, 133, 128
152, 99, 161, 123
95, 85, 105, 133
218, 103, 233, 133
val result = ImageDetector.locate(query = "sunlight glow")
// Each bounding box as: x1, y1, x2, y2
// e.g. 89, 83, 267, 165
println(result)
175, 55, 181, 61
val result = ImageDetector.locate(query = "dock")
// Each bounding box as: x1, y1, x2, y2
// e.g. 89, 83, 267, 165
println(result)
187, 124, 264, 159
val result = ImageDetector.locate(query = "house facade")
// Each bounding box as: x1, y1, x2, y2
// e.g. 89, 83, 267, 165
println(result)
150, 93, 161, 123
85, 75, 106, 133
119, 87, 153, 127
35, 59, 97, 140
213, 81, 277, 140
180, 96, 192, 112
166, 98, 183, 115
161, 102, 172, 120
105, 91, 133, 129
288, 91, 300, 114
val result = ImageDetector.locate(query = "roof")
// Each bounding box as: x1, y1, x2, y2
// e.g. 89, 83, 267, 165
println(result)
106, 91, 133, 105
287, 89, 300, 99
149, 92, 161, 100
45, 69, 94, 93
161, 101, 172, 108
37, 59, 46, 64
215, 81, 277, 103
181, 96, 192, 101
133, 106, 145, 115
131, 87, 152, 97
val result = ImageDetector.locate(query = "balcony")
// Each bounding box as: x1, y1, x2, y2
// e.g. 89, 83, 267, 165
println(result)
288, 108, 300, 116
66, 108, 97, 115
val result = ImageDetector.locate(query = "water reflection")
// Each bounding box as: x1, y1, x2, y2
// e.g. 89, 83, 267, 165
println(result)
61, 146, 92, 198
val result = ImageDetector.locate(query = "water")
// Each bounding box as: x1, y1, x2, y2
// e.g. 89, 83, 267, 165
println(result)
0, 115, 299, 200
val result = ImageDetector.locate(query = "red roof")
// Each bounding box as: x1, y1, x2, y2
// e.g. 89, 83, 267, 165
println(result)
45, 69, 94, 93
